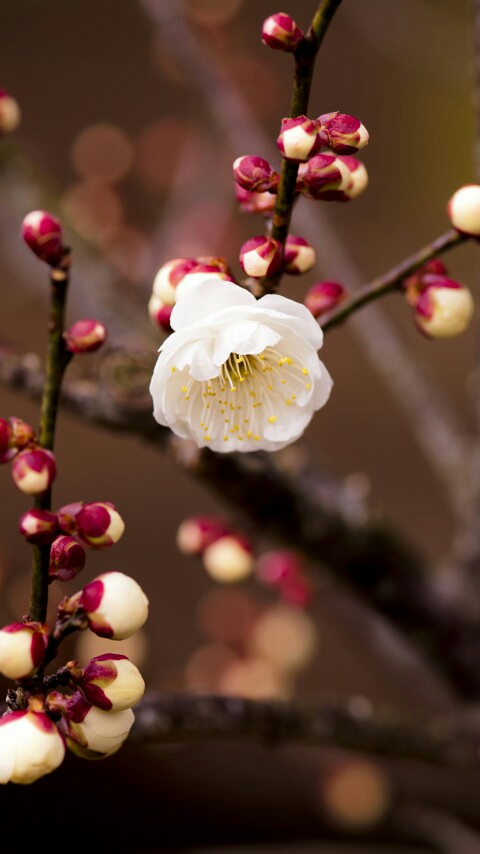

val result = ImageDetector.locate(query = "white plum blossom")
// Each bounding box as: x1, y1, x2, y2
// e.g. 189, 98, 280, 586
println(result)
149, 278, 333, 453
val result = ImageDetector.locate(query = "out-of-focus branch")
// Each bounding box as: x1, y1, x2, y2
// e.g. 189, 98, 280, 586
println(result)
130, 692, 480, 767
322, 229, 465, 333
3, 341, 480, 700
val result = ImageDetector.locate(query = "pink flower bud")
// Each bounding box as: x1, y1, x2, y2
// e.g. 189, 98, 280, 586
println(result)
305, 281, 346, 318
0, 709, 65, 784
283, 235, 316, 275
0, 621, 48, 679
75, 502, 125, 549
49, 535, 86, 582
21, 211, 64, 266
78, 571, 149, 639
296, 153, 347, 199
403, 260, 448, 307
256, 549, 303, 586
49, 690, 134, 758
235, 185, 277, 215
261, 13, 304, 52
152, 257, 197, 305
11, 448, 56, 495
0, 90, 21, 135
203, 534, 254, 584
447, 184, 480, 237
148, 294, 173, 332
0, 418, 12, 458
19, 509, 58, 545
276, 116, 321, 162
79, 653, 145, 712
336, 156, 369, 200
176, 515, 230, 555
64, 318, 107, 354
233, 156, 279, 193
56, 501, 83, 535
239, 235, 283, 278
8, 416, 36, 451
317, 112, 369, 154
412, 275, 474, 339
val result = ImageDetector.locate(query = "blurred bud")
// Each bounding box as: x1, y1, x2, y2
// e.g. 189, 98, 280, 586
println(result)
283, 235, 316, 275
296, 153, 347, 199
49, 690, 134, 759
0, 709, 65, 784
148, 294, 173, 332
317, 111, 369, 154
261, 13, 304, 52
21, 211, 64, 266
412, 275, 474, 339
0, 90, 21, 135
280, 573, 313, 608
276, 116, 321, 162
203, 534, 254, 584
305, 281, 346, 318
152, 257, 197, 305
256, 549, 303, 586
56, 501, 83, 536
0, 418, 12, 459
78, 653, 145, 712
75, 502, 125, 549
64, 318, 107, 354
19, 509, 58, 545
337, 156, 369, 200
235, 185, 277, 215
447, 184, 480, 237
49, 535, 86, 582
319, 758, 391, 830
218, 656, 291, 700
248, 603, 317, 673
8, 416, 36, 451
0, 621, 48, 679
403, 259, 447, 307
78, 571, 149, 639
233, 156, 279, 193
176, 515, 230, 555
239, 235, 283, 278
11, 448, 56, 495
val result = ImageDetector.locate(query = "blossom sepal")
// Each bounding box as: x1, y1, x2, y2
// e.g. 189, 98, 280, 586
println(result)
0, 621, 49, 680
261, 13, 304, 52
78, 571, 149, 639
0, 708, 65, 784
11, 448, 56, 495
78, 653, 145, 712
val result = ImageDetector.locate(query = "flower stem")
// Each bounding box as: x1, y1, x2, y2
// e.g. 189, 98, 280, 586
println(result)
322, 229, 466, 334
30, 254, 73, 623
259, 0, 344, 295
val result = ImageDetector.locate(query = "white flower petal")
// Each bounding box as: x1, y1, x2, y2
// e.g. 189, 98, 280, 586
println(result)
171, 279, 255, 331
257, 293, 324, 350
213, 321, 280, 365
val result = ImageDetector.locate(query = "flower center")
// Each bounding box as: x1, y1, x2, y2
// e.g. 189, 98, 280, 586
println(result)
174, 347, 312, 447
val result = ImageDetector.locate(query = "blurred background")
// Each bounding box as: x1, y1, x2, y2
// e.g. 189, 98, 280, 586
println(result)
0, 0, 478, 850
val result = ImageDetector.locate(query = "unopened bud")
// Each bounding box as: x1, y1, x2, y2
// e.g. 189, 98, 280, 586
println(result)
239, 235, 283, 278
276, 116, 321, 162
0, 90, 21, 135
8, 416, 36, 451
75, 502, 125, 549
11, 447, 56, 495
235, 185, 277, 215
152, 257, 197, 305
148, 294, 173, 332
403, 260, 448, 307
447, 184, 480, 237
337, 156, 369, 200
78, 571, 149, 639
0, 709, 65, 784
49, 535, 86, 582
412, 276, 474, 339
49, 690, 134, 758
233, 156, 279, 193
296, 153, 347, 199
203, 535, 254, 584
318, 111, 369, 154
283, 235, 316, 274
56, 501, 83, 535
261, 13, 304, 52
79, 653, 145, 712
19, 509, 58, 545
64, 318, 107, 354
21, 210, 64, 266
0, 621, 48, 679
176, 515, 230, 555
305, 281, 346, 318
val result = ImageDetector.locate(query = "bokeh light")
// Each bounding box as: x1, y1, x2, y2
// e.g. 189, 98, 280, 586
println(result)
61, 181, 124, 243
248, 604, 318, 673
183, 0, 243, 26
71, 123, 134, 184
134, 118, 204, 192
318, 758, 392, 830
196, 588, 261, 645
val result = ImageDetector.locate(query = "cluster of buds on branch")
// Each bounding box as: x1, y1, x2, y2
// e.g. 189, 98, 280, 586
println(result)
0, 206, 148, 784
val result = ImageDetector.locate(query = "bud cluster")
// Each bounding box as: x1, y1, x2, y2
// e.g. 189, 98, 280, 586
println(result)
403, 260, 474, 339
